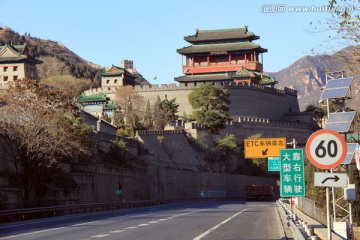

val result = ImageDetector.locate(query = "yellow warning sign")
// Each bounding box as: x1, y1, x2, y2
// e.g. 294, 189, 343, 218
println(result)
244, 137, 286, 158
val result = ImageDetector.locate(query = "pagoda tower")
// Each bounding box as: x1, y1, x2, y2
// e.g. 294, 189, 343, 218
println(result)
0, 43, 42, 89
175, 26, 276, 86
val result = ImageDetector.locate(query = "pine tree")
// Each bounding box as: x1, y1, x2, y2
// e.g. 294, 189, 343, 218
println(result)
143, 100, 153, 129
153, 96, 166, 130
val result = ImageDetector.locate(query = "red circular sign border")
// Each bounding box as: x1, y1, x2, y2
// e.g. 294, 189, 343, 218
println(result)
305, 129, 347, 169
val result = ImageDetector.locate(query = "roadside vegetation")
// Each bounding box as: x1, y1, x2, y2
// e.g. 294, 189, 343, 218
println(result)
0, 79, 93, 207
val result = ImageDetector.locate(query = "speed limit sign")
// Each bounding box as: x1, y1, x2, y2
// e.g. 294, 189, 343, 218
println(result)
305, 129, 347, 169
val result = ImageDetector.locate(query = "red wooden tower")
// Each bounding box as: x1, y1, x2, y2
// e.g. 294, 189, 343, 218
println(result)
175, 27, 276, 86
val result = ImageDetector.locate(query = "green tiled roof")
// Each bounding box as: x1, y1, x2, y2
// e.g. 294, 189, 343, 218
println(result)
184, 27, 259, 43
78, 93, 108, 103
103, 104, 116, 110
260, 76, 278, 85
98, 65, 135, 78
228, 67, 253, 78
228, 67, 278, 85
177, 42, 267, 55
175, 73, 232, 82
0, 44, 42, 64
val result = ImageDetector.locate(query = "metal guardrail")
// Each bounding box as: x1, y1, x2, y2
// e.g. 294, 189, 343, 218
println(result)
0, 197, 231, 224
278, 199, 320, 240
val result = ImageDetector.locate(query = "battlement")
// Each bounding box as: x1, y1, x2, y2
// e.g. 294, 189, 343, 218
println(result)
227, 116, 312, 129
83, 87, 117, 95
134, 82, 297, 96
121, 60, 134, 69
83, 82, 297, 98
134, 83, 195, 91
136, 130, 185, 136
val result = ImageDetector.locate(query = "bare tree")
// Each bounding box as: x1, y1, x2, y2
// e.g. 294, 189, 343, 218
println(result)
310, 0, 360, 73
0, 79, 91, 206
114, 86, 145, 131
40, 74, 90, 98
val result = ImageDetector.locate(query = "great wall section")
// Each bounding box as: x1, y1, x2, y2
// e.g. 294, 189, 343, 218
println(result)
84, 81, 307, 121
0, 27, 316, 209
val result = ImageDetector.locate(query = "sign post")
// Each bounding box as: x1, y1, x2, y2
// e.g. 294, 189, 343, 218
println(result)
305, 129, 347, 240
279, 149, 305, 197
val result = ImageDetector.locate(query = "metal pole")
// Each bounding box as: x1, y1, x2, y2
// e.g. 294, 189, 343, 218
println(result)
346, 165, 353, 225
331, 169, 337, 221
327, 187, 332, 240
325, 72, 337, 223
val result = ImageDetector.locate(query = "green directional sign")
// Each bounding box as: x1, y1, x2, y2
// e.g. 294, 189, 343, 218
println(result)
280, 149, 305, 197
268, 157, 280, 171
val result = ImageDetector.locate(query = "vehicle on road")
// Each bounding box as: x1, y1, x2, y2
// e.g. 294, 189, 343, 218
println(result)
245, 185, 274, 201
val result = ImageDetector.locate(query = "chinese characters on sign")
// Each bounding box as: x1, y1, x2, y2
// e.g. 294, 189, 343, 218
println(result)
280, 149, 305, 197
244, 137, 286, 158
268, 157, 280, 171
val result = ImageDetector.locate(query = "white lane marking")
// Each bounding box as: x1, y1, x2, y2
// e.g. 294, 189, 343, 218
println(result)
148, 220, 160, 224
0, 207, 209, 239
124, 226, 138, 230
0, 226, 67, 239
158, 218, 167, 221
109, 230, 126, 233
71, 220, 105, 227
91, 234, 109, 238
137, 223, 149, 226
192, 208, 248, 240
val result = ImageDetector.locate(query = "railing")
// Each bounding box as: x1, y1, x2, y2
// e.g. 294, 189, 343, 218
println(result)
297, 197, 328, 226
0, 197, 235, 224
183, 60, 263, 73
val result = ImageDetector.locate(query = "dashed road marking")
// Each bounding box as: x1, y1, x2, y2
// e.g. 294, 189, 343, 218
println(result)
91, 234, 110, 238
137, 223, 149, 227
109, 230, 126, 233
148, 220, 160, 224
124, 226, 138, 230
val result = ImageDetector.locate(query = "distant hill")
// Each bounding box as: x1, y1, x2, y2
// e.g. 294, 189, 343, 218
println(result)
0, 27, 101, 80
0, 27, 149, 86
268, 46, 360, 111
1, 27, 358, 109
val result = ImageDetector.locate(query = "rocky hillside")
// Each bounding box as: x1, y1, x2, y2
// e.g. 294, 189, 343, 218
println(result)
0, 27, 101, 80
0, 27, 149, 85
268, 46, 360, 111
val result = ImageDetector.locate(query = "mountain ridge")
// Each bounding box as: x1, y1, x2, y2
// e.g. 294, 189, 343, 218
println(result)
1, 27, 359, 110
268, 45, 360, 110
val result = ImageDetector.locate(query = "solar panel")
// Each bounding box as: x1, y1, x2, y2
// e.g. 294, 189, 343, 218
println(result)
321, 88, 349, 99
320, 77, 353, 100
326, 77, 353, 89
325, 111, 356, 133
342, 143, 359, 164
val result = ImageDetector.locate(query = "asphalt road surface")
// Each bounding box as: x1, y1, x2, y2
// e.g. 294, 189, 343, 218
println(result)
0, 201, 286, 240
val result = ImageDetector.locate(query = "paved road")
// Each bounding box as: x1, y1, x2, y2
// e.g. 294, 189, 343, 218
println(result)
0, 201, 285, 240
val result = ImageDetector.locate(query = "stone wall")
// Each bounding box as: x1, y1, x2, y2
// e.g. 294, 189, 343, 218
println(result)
221, 118, 314, 145
69, 162, 278, 203
80, 109, 117, 136
83, 82, 302, 122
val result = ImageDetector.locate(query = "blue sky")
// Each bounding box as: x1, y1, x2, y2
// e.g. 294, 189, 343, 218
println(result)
0, 0, 344, 84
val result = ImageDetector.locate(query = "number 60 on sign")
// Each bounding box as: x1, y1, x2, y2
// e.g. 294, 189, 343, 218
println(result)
305, 129, 347, 169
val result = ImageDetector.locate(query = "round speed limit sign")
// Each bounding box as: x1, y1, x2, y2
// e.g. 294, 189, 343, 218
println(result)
305, 129, 347, 169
